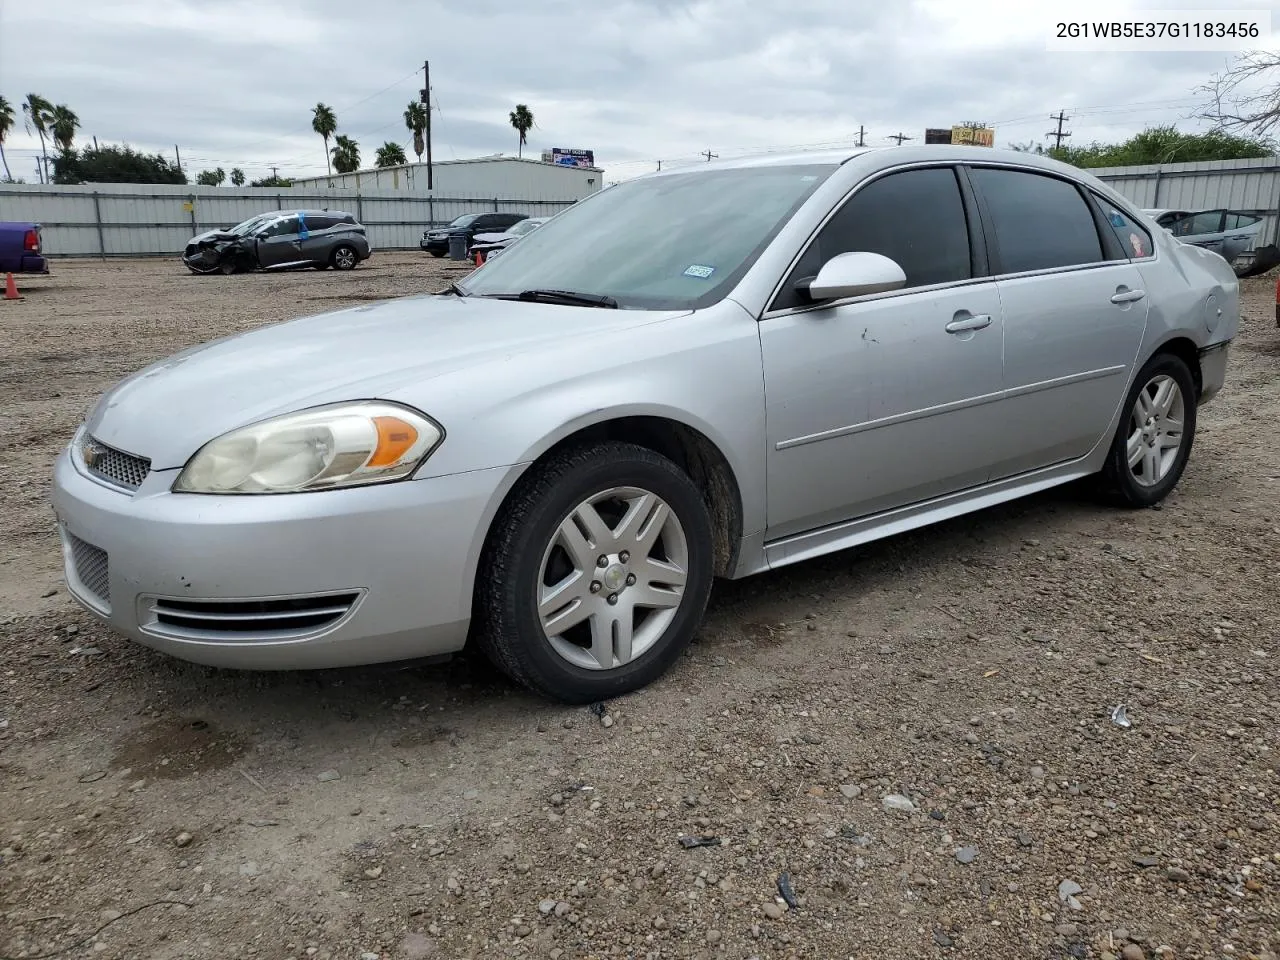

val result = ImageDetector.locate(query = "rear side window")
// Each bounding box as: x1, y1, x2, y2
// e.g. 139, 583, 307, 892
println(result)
970, 167, 1103, 274
1226, 213, 1260, 229
1095, 197, 1154, 259
774, 166, 971, 310
305, 214, 335, 230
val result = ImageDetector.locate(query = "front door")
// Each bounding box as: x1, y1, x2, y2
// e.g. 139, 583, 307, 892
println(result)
964, 166, 1151, 477
760, 165, 1007, 541
256, 215, 304, 268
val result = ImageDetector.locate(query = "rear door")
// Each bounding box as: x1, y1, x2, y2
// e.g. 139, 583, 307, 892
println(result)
968, 166, 1150, 478
297, 213, 334, 263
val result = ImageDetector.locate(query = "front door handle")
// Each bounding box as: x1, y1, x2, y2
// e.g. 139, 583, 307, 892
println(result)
1111, 288, 1146, 304
945, 313, 993, 334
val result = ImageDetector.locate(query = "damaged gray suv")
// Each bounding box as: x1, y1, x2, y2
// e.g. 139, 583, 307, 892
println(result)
182, 210, 371, 275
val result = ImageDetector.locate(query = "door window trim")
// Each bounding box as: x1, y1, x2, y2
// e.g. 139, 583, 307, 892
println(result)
760, 161, 988, 320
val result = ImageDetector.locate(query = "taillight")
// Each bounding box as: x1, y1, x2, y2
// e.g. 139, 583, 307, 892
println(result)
23, 229, 39, 252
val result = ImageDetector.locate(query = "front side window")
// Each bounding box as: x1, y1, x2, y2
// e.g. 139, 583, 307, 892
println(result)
1096, 197, 1154, 259
773, 166, 972, 311
970, 167, 1104, 274
448, 215, 478, 228
460, 163, 837, 310
261, 216, 299, 239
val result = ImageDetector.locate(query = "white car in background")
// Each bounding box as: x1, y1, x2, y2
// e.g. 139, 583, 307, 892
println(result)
471, 217, 548, 261
1142, 207, 1267, 272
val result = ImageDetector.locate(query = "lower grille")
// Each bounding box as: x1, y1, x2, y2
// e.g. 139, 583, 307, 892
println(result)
145, 592, 361, 641
68, 533, 110, 608
82, 436, 151, 491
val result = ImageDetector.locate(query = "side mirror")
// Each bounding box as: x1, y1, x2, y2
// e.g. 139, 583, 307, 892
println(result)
801, 251, 906, 301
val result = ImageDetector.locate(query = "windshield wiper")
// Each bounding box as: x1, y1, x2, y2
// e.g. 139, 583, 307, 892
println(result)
514, 289, 618, 308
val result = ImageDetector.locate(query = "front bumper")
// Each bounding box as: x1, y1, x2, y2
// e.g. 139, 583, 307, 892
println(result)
421, 237, 447, 254
51, 445, 512, 670
1198, 340, 1230, 405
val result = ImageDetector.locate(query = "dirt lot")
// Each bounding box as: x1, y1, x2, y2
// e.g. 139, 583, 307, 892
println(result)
1, 254, 1277, 960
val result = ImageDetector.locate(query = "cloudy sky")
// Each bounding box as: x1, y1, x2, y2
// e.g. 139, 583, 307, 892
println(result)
1, 0, 1275, 184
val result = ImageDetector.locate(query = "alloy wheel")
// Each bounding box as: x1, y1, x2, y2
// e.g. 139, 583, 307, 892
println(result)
1127, 373, 1186, 486
536, 486, 688, 671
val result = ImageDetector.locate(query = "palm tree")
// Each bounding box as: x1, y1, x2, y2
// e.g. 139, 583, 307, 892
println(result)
375, 142, 407, 167
312, 102, 337, 175
22, 93, 53, 183
50, 104, 79, 153
0, 95, 14, 182
403, 101, 427, 162
230, 167, 245, 186
195, 167, 226, 186
331, 135, 360, 174
509, 104, 534, 158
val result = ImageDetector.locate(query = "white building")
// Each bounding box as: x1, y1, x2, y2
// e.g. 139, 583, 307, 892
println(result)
289, 155, 603, 202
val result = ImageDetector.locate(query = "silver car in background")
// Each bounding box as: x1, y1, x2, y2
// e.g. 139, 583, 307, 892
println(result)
53, 146, 1237, 703
181, 209, 371, 274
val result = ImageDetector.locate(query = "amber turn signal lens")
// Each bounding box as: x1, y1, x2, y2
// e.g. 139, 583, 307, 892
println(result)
367, 416, 420, 467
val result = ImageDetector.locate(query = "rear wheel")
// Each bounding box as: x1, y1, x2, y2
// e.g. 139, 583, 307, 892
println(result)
1098, 352, 1197, 507
331, 245, 358, 270
474, 442, 714, 704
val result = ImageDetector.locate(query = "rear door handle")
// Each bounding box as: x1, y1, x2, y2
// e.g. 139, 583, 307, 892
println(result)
945, 313, 993, 333
1111, 289, 1146, 304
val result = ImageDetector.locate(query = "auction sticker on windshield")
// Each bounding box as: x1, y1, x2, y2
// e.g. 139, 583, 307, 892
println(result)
683, 264, 716, 279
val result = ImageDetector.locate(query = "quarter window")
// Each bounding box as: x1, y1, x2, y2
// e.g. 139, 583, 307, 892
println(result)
1096, 196, 1154, 259
970, 167, 1103, 274
774, 166, 971, 311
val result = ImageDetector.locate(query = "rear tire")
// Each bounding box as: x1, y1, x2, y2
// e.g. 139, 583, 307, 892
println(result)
429, 250, 445, 258
474, 442, 714, 704
1097, 352, 1198, 508
331, 245, 358, 271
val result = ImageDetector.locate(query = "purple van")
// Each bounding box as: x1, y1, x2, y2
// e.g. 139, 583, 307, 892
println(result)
0, 221, 48, 274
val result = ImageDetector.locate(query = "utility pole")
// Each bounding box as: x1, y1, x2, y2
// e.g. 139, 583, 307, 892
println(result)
92, 135, 99, 150
1047, 110, 1072, 151
701, 149, 718, 162
856, 125, 866, 147
656, 160, 662, 171
270, 165, 279, 180
174, 145, 182, 171
421, 60, 434, 190
888, 132, 913, 145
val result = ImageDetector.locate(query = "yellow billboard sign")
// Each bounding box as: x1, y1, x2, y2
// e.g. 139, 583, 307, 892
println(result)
951, 126, 995, 147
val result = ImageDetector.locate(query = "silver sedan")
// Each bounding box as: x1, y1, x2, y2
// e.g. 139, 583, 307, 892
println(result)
52, 146, 1238, 703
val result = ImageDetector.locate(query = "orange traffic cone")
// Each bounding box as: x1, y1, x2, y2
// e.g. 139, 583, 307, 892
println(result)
474, 249, 485, 267
3, 273, 20, 301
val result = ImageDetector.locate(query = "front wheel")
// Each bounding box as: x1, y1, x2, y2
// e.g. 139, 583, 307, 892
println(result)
1098, 352, 1198, 507
331, 245, 358, 270
474, 442, 714, 703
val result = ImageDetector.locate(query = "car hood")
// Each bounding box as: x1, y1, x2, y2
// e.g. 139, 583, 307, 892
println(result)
188, 229, 241, 246
472, 230, 517, 243
85, 294, 687, 469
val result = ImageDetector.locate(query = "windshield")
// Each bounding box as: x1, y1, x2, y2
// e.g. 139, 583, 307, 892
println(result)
459, 164, 837, 309
228, 215, 271, 236
447, 215, 478, 228
509, 219, 542, 236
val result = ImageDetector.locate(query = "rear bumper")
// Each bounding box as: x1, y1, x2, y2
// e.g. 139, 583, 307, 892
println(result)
1198, 341, 1230, 405
13, 254, 48, 273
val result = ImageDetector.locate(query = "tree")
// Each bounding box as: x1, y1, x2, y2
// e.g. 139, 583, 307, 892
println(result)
50, 104, 79, 153
375, 141, 407, 167
312, 102, 337, 176
196, 167, 226, 186
1054, 125, 1272, 168
230, 167, 245, 186
1198, 51, 1280, 140
51, 144, 186, 184
1008, 141, 1048, 154
22, 93, 53, 183
404, 101, 427, 162
331, 134, 360, 173
0, 95, 13, 182
250, 174, 292, 187
509, 104, 534, 157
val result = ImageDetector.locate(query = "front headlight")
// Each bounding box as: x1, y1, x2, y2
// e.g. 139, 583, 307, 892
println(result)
173, 401, 443, 494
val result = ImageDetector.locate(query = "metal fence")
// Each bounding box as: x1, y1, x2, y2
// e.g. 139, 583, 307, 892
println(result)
1092, 155, 1280, 252
0, 183, 578, 257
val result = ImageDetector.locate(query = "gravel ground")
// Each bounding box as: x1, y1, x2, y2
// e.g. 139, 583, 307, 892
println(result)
0, 255, 1277, 960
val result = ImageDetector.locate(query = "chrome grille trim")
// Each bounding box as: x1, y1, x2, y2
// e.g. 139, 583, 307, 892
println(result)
140, 592, 362, 642
81, 436, 151, 491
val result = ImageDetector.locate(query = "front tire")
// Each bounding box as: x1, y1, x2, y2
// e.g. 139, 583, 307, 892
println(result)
474, 442, 714, 704
1098, 352, 1198, 507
